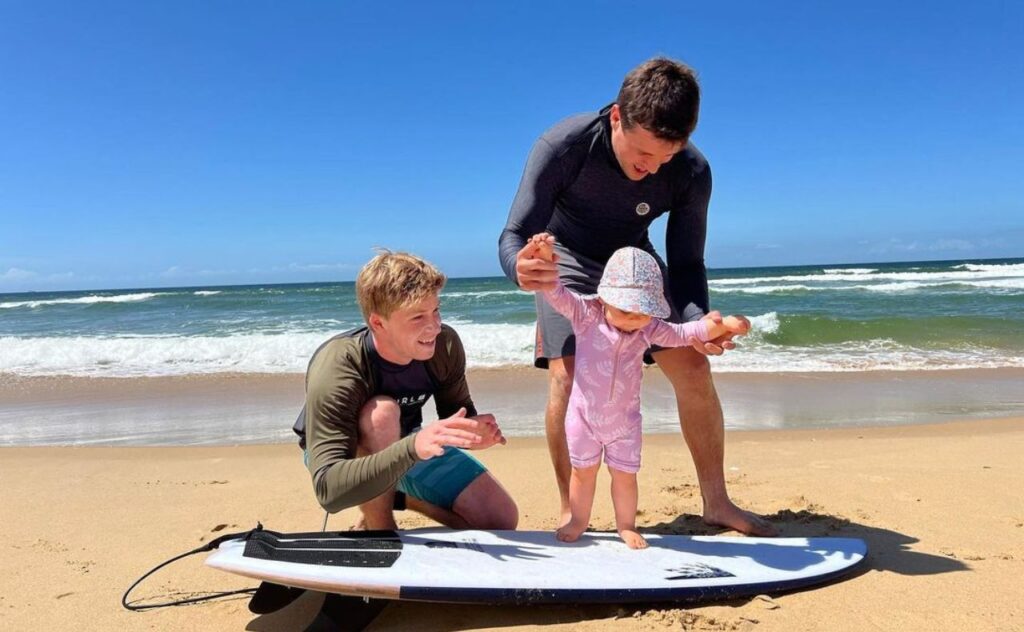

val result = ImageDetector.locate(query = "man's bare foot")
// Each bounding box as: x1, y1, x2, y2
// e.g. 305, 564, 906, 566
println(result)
618, 528, 648, 550
703, 500, 777, 536
556, 519, 588, 543
354, 513, 398, 531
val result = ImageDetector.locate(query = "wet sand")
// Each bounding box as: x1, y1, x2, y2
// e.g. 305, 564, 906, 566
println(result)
3, 367, 1023, 444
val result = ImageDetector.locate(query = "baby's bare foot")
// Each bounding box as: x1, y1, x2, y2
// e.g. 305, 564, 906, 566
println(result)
556, 520, 587, 543
558, 508, 573, 529
619, 528, 648, 550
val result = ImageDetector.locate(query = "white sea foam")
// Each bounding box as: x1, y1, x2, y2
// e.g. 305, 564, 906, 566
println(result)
442, 290, 529, 299
3, 311, 1022, 377
745, 312, 780, 339
712, 284, 818, 295
968, 278, 1024, 290
707, 340, 1024, 373
0, 324, 536, 377
712, 277, 1024, 294
714, 281, 967, 294
823, 268, 877, 275
0, 333, 324, 377
0, 292, 164, 310
194, 290, 222, 296
712, 264, 1024, 288
441, 321, 536, 367
955, 262, 1024, 273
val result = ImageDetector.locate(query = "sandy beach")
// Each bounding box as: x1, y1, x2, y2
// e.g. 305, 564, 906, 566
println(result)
2, 410, 1023, 630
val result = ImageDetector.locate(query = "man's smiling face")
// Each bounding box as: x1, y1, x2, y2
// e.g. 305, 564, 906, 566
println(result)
609, 104, 686, 181
369, 293, 442, 365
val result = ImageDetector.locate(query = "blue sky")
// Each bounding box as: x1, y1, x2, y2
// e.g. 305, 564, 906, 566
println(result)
1, 1, 1022, 292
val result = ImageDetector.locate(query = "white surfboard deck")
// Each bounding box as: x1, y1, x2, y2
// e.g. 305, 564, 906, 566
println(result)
206, 528, 866, 604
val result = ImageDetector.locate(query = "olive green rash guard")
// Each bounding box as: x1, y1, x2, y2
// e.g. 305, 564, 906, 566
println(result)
302, 325, 477, 513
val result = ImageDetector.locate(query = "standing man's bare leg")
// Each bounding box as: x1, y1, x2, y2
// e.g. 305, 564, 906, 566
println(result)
653, 347, 777, 536
546, 356, 575, 527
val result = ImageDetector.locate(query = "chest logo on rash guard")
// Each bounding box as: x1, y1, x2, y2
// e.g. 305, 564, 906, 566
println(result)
397, 393, 429, 407
635, 202, 651, 216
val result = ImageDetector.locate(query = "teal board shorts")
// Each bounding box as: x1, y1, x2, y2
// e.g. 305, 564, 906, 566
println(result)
396, 446, 487, 510
302, 445, 487, 511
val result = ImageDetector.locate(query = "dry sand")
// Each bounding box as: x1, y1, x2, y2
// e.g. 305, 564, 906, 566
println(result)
3, 417, 1023, 631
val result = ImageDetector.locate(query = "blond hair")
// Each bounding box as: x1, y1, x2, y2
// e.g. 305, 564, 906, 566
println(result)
355, 250, 446, 322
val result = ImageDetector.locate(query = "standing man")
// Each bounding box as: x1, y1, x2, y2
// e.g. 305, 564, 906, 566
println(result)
498, 57, 774, 536
295, 250, 518, 530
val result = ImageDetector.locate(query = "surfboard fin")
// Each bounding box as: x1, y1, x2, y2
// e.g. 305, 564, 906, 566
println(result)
305, 594, 387, 632
248, 581, 307, 614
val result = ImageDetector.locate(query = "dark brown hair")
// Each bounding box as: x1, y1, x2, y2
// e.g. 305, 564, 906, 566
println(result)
616, 57, 700, 142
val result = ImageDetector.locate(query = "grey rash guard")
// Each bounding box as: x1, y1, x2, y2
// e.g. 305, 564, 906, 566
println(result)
498, 105, 713, 322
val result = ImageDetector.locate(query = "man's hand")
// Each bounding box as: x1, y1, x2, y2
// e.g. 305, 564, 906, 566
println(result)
466, 413, 507, 450
413, 408, 484, 459
688, 310, 740, 356
515, 233, 559, 291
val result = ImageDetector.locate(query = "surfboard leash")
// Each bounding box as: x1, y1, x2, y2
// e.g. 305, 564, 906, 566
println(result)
121, 522, 266, 611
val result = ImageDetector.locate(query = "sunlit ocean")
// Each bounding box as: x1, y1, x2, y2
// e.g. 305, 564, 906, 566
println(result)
2, 258, 1022, 377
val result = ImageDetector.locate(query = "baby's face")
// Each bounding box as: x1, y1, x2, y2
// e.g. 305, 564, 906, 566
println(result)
603, 303, 653, 332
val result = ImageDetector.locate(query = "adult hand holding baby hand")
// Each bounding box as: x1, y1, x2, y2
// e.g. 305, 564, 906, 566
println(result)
515, 233, 559, 291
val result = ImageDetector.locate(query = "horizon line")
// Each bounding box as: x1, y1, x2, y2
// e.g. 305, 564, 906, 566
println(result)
2, 254, 1021, 296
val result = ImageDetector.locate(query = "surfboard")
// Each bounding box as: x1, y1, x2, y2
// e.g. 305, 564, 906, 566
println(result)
206, 528, 866, 605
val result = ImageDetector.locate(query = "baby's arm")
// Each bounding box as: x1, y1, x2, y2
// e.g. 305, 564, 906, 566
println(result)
529, 233, 593, 327
645, 314, 750, 348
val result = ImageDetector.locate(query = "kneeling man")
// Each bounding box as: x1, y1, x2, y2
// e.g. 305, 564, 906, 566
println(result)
294, 250, 518, 530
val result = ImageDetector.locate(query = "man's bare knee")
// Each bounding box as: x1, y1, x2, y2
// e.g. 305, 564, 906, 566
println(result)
655, 346, 710, 375
358, 396, 401, 451
453, 474, 519, 530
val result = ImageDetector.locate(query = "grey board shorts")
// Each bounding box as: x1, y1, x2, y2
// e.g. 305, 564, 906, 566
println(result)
533, 242, 687, 369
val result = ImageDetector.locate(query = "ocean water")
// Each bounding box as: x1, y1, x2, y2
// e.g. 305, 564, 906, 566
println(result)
1, 258, 1022, 378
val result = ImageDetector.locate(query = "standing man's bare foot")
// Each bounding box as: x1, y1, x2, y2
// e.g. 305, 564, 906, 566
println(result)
703, 499, 777, 536
618, 528, 648, 550
556, 519, 588, 542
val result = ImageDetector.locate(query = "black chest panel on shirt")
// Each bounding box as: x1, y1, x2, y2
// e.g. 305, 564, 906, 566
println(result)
368, 337, 438, 437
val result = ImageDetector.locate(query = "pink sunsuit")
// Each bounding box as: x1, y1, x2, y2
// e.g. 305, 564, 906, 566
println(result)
543, 282, 711, 473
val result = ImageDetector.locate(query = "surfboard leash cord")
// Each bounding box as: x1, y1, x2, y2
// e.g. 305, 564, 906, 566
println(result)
121, 522, 266, 611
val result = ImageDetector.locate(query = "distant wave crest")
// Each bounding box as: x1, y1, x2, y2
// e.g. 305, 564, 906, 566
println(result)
823, 268, 877, 275
0, 292, 163, 310
712, 263, 1024, 294
442, 290, 529, 299
955, 262, 1024, 273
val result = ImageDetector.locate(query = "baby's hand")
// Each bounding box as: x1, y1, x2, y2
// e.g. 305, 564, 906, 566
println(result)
528, 233, 556, 263
699, 311, 750, 343
721, 314, 751, 335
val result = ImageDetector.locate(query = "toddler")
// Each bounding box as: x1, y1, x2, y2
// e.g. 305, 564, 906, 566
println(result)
529, 233, 749, 549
